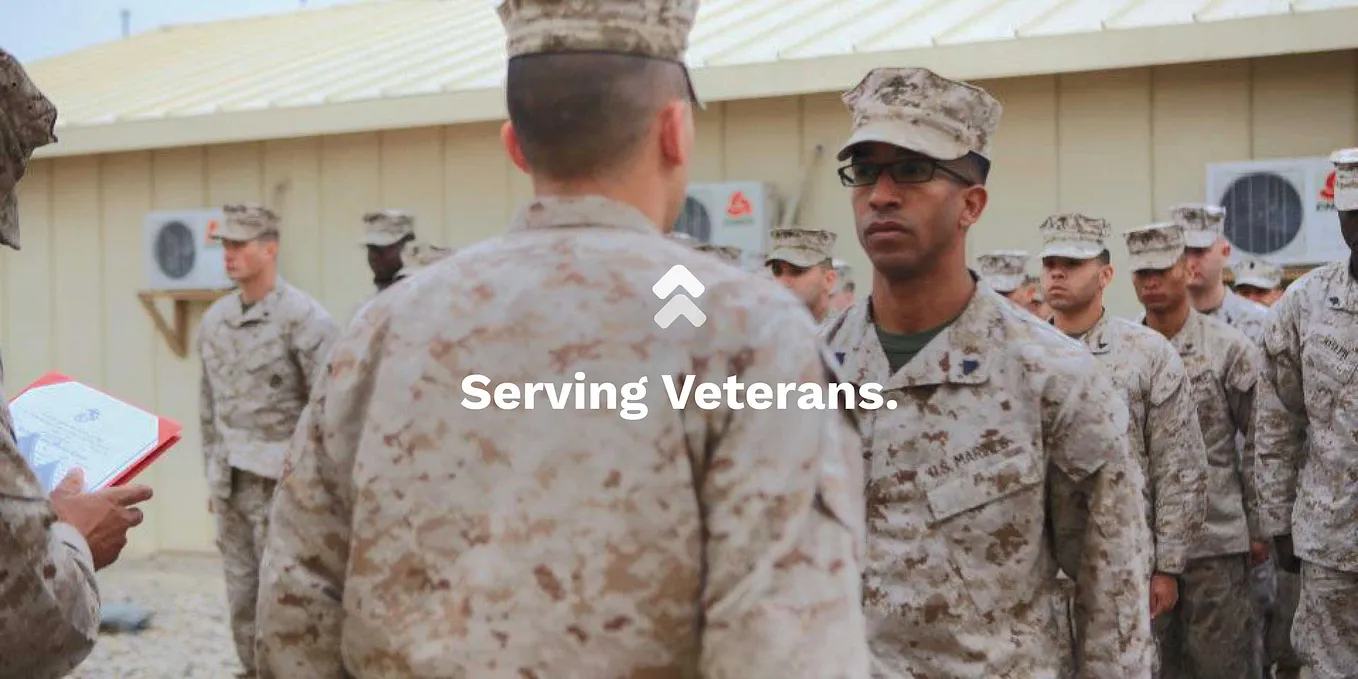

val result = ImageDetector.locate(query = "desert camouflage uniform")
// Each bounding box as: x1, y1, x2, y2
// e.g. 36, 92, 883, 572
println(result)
1155, 309, 1264, 679
255, 3, 868, 673
1176, 204, 1279, 670
198, 210, 337, 674
393, 239, 453, 282
255, 194, 870, 678
824, 285, 1155, 678
0, 47, 103, 679
1255, 255, 1358, 679
976, 249, 1029, 294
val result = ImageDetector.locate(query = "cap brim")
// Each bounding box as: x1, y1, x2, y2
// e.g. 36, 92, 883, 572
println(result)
212, 224, 261, 242
985, 274, 1025, 293
360, 233, 405, 247
766, 249, 829, 268
1182, 230, 1219, 249
1235, 275, 1277, 289
1128, 251, 1183, 272
837, 119, 970, 162
1039, 241, 1104, 260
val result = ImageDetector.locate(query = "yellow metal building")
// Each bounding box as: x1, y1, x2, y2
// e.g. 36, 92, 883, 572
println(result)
4, 0, 1358, 554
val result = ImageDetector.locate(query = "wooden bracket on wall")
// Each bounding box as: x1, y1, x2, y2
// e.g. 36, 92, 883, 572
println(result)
137, 289, 231, 359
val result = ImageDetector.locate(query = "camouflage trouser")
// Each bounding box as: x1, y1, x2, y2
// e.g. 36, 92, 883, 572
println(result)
1053, 572, 1076, 679
1293, 562, 1358, 679
1265, 562, 1303, 678
214, 468, 278, 675
1154, 554, 1261, 679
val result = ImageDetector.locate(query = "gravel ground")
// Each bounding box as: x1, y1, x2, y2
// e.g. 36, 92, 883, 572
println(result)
70, 553, 244, 679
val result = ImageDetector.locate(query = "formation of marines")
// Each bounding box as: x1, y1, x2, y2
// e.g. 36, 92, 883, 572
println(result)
2, 1, 1357, 678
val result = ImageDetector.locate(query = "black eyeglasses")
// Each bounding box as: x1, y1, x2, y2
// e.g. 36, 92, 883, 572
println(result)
837, 157, 975, 188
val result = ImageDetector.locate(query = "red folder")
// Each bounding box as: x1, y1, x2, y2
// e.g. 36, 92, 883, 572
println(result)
10, 372, 181, 489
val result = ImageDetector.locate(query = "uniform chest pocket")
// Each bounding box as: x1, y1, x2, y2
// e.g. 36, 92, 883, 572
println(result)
1301, 338, 1357, 420
925, 452, 1046, 615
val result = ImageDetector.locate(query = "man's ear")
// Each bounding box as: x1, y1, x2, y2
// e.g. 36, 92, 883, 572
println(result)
1099, 263, 1115, 289
501, 121, 531, 175
657, 101, 693, 169
958, 185, 989, 231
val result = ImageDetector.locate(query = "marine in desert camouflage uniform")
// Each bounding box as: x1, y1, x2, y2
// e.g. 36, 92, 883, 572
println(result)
1172, 203, 1275, 669
829, 258, 856, 315
0, 46, 155, 679
1254, 147, 1358, 679
1038, 213, 1210, 675
822, 66, 1154, 678
765, 227, 840, 323
1231, 255, 1303, 679
255, 2, 870, 677
1126, 222, 1265, 679
1233, 258, 1285, 307
197, 204, 337, 677
694, 242, 742, 265
393, 239, 453, 282
1175, 204, 1271, 342
360, 209, 417, 293
975, 249, 1031, 306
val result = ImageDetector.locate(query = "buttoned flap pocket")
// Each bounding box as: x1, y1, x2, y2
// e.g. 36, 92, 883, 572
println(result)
925, 452, 1046, 614
1301, 332, 1357, 420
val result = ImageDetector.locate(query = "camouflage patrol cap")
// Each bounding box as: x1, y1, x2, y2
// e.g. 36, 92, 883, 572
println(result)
1232, 258, 1282, 290
1, 48, 59, 251
1169, 204, 1226, 249
215, 204, 280, 242
667, 230, 699, 246
832, 258, 854, 291
765, 228, 836, 268
975, 250, 1028, 293
1332, 147, 1358, 211
396, 240, 453, 279
360, 209, 416, 247
838, 67, 1002, 162
1123, 223, 1187, 272
1039, 213, 1111, 260
496, 0, 703, 108
695, 242, 742, 264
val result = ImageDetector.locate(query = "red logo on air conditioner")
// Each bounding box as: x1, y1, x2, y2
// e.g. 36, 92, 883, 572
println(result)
206, 219, 220, 242
1320, 171, 1336, 203
726, 191, 753, 219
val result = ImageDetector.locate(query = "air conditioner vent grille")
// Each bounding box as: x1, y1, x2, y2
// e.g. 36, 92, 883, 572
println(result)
1220, 172, 1304, 255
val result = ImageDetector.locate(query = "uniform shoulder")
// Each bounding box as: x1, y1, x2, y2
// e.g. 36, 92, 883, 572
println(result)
1279, 261, 1344, 305
1198, 311, 1255, 352
277, 282, 333, 321
1104, 315, 1175, 349
1001, 296, 1089, 357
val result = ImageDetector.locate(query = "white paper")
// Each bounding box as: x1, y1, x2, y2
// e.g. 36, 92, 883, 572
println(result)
11, 381, 161, 493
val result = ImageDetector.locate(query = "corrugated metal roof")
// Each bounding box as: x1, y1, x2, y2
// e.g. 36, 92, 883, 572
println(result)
23, 0, 1358, 156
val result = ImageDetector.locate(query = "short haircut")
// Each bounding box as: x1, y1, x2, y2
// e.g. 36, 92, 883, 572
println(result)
1096, 249, 1111, 265
257, 232, 279, 244
506, 53, 690, 181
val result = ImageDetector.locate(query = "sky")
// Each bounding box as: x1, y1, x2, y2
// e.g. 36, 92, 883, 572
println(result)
0, 0, 360, 62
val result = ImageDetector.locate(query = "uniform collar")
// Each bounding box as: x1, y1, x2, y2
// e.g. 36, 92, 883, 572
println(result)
836, 276, 1002, 390
1075, 309, 1114, 354
1325, 268, 1358, 314
508, 196, 661, 236
1165, 308, 1207, 356
225, 279, 288, 328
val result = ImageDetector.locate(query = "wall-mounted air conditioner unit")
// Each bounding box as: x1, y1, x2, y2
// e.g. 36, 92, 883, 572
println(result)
1206, 157, 1345, 268
143, 209, 234, 291
673, 181, 782, 271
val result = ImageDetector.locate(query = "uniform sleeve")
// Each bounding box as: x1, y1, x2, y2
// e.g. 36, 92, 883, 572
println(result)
692, 310, 870, 679
1225, 338, 1265, 541
290, 303, 339, 394
1253, 295, 1307, 538
1144, 347, 1208, 575
255, 325, 361, 678
0, 403, 100, 679
1045, 366, 1154, 678
198, 325, 229, 500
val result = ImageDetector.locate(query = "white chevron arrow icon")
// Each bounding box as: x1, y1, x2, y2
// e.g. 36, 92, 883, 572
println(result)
652, 265, 705, 298
654, 295, 707, 329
